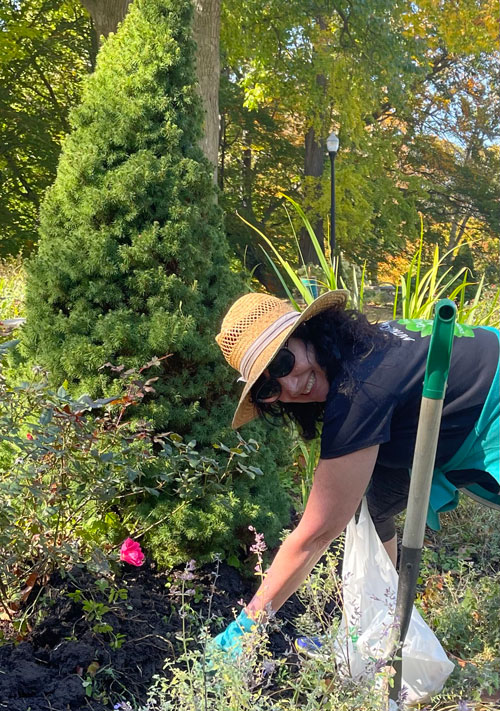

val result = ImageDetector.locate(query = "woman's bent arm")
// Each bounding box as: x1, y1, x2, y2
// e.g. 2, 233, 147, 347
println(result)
245, 444, 379, 618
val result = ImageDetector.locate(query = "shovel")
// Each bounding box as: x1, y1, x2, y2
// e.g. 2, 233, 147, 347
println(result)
389, 298, 457, 704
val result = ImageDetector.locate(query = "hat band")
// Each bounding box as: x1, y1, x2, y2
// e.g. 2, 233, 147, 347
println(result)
239, 310, 301, 382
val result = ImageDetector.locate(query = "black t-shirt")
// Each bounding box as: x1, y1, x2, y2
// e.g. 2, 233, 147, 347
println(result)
320, 320, 499, 469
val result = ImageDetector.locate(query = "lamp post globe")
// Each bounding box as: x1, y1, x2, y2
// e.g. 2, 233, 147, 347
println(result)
327, 132, 339, 259
327, 132, 339, 154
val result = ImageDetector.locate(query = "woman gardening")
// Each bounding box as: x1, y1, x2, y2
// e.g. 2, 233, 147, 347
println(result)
212, 291, 500, 655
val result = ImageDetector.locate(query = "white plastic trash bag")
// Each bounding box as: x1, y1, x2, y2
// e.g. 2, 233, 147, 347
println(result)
334, 498, 454, 704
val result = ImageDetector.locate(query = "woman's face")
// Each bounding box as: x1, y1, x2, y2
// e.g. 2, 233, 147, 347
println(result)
264, 337, 330, 404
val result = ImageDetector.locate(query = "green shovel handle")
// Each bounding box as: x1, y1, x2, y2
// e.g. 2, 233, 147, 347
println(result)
422, 299, 457, 400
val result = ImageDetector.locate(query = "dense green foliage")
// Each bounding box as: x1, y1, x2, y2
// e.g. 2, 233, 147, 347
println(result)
1, 0, 498, 289
0, 0, 92, 255
219, 0, 500, 284
0, 358, 290, 605
221, 0, 423, 269
19, 0, 292, 565
140, 435, 291, 569
22, 0, 231, 441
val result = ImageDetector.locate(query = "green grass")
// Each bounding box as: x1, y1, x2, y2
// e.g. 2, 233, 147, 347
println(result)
0, 256, 25, 320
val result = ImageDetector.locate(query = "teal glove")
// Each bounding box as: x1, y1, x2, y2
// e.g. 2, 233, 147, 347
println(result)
212, 610, 255, 656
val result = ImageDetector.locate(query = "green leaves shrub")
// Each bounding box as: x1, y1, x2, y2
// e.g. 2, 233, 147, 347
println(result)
0, 364, 153, 603
142, 435, 291, 568
0, 354, 290, 617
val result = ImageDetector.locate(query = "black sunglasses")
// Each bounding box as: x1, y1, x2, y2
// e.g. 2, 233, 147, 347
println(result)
252, 346, 295, 404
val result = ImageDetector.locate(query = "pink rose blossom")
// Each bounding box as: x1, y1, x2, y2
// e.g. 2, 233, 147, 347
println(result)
119, 538, 145, 566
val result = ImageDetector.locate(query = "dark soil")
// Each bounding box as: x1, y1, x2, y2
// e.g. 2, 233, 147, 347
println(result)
0, 560, 307, 711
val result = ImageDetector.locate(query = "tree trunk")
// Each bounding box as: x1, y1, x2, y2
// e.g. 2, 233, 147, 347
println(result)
299, 16, 328, 266
218, 108, 226, 190
300, 124, 326, 264
241, 130, 253, 211
448, 213, 470, 253
80, 0, 131, 43
192, 0, 221, 182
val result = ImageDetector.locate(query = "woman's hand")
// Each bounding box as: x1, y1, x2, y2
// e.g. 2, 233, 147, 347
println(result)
245, 445, 379, 617
207, 446, 378, 668
209, 610, 255, 658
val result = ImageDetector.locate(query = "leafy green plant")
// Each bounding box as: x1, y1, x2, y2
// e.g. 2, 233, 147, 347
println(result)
293, 546, 343, 641
0, 0, 91, 256
139, 527, 499, 711
0, 363, 158, 622
239, 200, 498, 330
413, 498, 500, 702
0, 258, 26, 356
238, 194, 366, 311
393, 217, 500, 324
417, 563, 500, 700
67, 577, 128, 646
448, 497, 500, 570
139, 429, 291, 569
456, 280, 500, 327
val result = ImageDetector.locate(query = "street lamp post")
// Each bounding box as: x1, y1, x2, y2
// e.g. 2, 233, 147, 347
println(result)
326, 132, 339, 260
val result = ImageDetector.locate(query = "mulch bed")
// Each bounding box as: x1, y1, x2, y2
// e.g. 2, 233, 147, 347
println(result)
0, 560, 306, 711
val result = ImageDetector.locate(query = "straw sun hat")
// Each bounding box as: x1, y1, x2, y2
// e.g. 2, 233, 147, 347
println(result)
216, 290, 348, 429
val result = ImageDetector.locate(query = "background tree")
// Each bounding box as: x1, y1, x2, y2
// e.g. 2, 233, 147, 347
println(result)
219, 0, 427, 276
219, 0, 499, 283
192, 0, 221, 178
80, 0, 131, 53
1, 0, 498, 285
406, 52, 500, 281
80, 0, 222, 175
0, 0, 92, 255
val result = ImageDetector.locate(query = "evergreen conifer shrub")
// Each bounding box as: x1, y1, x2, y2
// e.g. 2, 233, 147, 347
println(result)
21, 0, 292, 564
23, 0, 230, 442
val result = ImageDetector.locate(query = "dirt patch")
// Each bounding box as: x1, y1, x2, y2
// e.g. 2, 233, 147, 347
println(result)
0, 561, 306, 711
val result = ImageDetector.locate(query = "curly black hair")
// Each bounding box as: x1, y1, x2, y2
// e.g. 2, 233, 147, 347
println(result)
251, 308, 396, 440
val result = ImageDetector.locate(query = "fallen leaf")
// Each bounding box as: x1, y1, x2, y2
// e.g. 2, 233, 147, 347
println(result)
87, 661, 100, 677
20, 572, 38, 602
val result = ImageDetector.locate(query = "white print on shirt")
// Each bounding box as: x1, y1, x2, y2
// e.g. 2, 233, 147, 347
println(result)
379, 321, 415, 341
